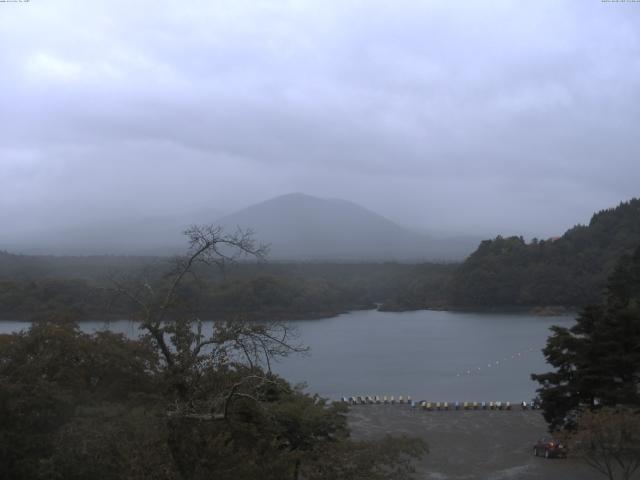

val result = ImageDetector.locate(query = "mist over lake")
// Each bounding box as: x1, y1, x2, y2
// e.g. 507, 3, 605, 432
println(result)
0, 309, 573, 402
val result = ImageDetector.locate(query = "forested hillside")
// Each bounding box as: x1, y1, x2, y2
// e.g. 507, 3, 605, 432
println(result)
0, 251, 454, 320
0, 271, 372, 322
450, 199, 640, 308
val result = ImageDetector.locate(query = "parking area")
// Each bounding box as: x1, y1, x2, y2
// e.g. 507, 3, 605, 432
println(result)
348, 406, 603, 480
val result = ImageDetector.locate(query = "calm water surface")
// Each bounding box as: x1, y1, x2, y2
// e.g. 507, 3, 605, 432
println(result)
0, 309, 574, 402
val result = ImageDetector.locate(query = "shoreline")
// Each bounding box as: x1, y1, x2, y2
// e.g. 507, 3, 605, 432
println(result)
0, 304, 578, 324
379, 304, 578, 317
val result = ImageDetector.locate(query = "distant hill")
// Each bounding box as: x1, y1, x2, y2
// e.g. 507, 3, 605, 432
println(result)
216, 193, 477, 261
0, 194, 479, 260
0, 209, 224, 256
449, 198, 640, 308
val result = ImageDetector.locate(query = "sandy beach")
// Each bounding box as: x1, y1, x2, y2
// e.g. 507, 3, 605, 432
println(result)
348, 405, 605, 480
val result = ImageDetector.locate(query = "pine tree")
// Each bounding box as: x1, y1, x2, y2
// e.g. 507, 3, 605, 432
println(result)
532, 246, 640, 431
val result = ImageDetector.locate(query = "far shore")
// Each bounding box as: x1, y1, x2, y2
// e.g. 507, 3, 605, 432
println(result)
0, 303, 580, 325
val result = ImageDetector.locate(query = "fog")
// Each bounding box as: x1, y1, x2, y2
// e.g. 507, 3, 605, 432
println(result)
1, 0, 639, 251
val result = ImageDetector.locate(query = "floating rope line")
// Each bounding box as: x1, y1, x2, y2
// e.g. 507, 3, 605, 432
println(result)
454, 347, 537, 378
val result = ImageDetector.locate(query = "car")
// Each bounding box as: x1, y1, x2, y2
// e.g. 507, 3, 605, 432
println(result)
533, 437, 567, 459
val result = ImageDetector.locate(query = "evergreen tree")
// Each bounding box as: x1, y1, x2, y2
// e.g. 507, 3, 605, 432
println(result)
451, 198, 640, 308
532, 246, 640, 431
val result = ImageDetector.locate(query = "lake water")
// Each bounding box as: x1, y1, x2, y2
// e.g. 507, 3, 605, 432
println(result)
0, 309, 574, 402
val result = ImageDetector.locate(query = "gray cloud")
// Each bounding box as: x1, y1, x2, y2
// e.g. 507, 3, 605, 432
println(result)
1, 0, 639, 242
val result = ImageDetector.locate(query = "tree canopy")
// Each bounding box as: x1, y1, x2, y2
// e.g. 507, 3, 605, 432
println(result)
450, 199, 640, 308
532, 245, 640, 432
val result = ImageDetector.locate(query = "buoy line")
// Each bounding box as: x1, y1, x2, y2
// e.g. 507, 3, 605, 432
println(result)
341, 397, 540, 410
454, 347, 536, 378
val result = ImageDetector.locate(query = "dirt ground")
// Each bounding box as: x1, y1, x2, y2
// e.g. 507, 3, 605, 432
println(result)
347, 405, 607, 480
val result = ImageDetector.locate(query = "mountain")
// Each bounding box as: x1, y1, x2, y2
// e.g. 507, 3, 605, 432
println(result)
216, 193, 476, 261
0, 209, 224, 256
449, 198, 640, 308
0, 193, 479, 260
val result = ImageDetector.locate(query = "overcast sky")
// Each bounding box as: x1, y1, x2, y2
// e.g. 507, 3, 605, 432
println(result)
1, 0, 639, 241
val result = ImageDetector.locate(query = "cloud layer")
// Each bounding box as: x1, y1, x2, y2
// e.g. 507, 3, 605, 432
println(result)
1, 0, 639, 240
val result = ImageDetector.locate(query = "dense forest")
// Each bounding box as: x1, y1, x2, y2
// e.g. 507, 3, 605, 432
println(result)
449, 199, 640, 309
0, 251, 454, 321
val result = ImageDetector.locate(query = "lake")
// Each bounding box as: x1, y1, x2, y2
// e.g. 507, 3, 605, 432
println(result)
0, 309, 574, 402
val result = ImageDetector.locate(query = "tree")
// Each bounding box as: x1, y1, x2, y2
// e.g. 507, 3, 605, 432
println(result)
110, 225, 270, 371
0, 225, 428, 479
532, 245, 640, 432
0, 320, 166, 480
568, 408, 640, 480
450, 198, 640, 308
107, 224, 427, 480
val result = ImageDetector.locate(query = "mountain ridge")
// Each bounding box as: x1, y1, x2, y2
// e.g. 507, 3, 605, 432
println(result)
216, 193, 477, 261
0, 192, 480, 260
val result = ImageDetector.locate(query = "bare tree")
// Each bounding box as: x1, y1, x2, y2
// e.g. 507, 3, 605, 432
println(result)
569, 407, 640, 480
110, 225, 306, 415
